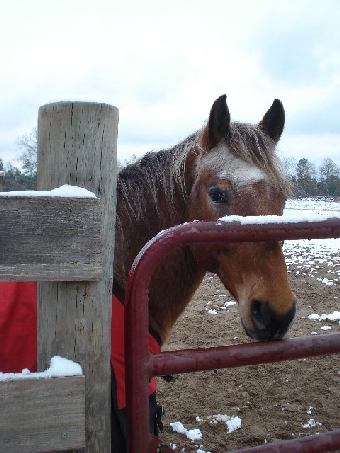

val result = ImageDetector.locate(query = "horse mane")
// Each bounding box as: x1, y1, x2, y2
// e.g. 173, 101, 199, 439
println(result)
116, 131, 199, 232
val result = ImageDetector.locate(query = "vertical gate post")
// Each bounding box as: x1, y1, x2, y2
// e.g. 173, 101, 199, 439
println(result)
37, 102, 118, 452
0, 170, 4, 192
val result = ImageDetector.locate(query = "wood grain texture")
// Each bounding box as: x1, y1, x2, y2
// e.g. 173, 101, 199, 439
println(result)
0, 197, 102, 281
0, 376, 85, 452
37, 102, 118, 452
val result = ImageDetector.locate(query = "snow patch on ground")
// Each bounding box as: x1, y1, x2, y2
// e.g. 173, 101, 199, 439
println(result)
302, 419, 322, 429
205, 414, 242, 433
170, 421, 202, 441
308, 311, 340, 322
169, 414, 241, 452
283, 200, 340, 289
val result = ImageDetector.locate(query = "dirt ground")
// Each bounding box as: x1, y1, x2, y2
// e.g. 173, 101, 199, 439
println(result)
157, 264, 340, 452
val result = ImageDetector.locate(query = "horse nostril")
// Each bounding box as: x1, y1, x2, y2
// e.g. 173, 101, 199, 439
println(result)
251, 299, 270, 330
248, 299, 296, 341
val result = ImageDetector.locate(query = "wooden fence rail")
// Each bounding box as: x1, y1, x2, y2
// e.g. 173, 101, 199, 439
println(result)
0, 197, 102, 281
0, 376, 86, 453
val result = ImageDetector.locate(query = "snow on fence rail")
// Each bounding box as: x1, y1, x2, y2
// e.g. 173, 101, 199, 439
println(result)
0, 101, 118, 453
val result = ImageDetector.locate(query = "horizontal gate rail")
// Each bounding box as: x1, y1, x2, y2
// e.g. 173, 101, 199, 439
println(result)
147, 333, 340, 377
124, 218, 340, 453
229, 429, 340, 453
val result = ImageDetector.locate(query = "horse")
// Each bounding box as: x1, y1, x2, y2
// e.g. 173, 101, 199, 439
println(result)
113, 94, 296, 345
111, 95, 296, 450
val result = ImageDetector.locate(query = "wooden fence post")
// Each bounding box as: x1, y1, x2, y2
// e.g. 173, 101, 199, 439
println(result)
37, 102, 118, 453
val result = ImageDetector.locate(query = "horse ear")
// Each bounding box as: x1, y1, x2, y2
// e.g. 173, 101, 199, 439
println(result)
201, 94, 231, 150
259, 99, 285, 143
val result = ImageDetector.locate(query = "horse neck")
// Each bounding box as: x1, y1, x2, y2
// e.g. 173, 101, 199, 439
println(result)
114, 145, 196, 294
113, 143, 206, 342
148, 246, 206, 342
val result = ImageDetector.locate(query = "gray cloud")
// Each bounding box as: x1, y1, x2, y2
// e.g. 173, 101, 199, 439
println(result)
247, 1, 340, 86
286, 94, 340, 135
241, 1, 340, 139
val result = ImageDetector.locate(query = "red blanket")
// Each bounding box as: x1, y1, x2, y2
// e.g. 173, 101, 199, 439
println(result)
111, 294, 159, 409
0, 282, 37, 372
0, 282, 158, 409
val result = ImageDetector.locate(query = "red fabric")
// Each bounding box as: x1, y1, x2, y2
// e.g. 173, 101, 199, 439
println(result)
0, 282, 159, 410
111, 294, 160, 409
0, 282, 37, 372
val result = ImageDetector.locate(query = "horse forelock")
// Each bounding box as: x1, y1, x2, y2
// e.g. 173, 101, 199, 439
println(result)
199, 122, 290, 196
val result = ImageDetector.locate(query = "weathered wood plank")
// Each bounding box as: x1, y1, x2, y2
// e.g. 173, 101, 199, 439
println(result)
37, 102, 118, 453
0, 197, 102, 281
0, 376, 85, 453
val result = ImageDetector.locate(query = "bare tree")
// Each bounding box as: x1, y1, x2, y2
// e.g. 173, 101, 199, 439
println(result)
16, 127, 37, 175
295, 158, 318, 196
318, 158, 340, 196
117, 153, 139, 171
282, 157, 297, 180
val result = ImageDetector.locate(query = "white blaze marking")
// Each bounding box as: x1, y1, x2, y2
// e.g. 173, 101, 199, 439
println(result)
222, 160, 267, 186
202, 148, 267, 186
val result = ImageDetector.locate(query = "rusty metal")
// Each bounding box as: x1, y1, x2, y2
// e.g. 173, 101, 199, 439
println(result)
124, 218, 340, 453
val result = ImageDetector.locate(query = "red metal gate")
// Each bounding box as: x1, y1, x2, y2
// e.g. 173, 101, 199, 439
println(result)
124, 218, 340, 453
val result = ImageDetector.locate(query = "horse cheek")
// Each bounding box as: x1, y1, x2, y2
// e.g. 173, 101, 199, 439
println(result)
216, 243, 296, 338
216, 249, 254, 327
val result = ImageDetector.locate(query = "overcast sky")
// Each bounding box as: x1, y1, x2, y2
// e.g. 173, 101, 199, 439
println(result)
1, 0, 339, 168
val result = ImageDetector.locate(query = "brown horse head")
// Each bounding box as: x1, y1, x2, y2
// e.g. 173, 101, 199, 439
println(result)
187, 95, 296, 340
115, 94, 296, 343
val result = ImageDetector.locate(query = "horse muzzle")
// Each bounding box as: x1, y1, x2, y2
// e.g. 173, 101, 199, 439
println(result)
243, 298, 296, 341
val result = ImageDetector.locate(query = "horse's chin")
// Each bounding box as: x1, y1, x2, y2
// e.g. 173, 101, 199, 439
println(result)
242, 322, 288, 341
240, 299, 296, 342
241, 318, 294, 342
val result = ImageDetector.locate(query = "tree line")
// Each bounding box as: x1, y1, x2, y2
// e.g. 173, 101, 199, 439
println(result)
283, 157, 340, 198
1, 128, 340, 198
0, 129, 37, 191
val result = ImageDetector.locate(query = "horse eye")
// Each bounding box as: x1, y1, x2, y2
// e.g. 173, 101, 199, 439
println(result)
208, 187, 229, 204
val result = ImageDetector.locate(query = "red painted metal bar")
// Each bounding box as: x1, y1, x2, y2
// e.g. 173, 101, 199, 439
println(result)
147, 334, 340, 377
229, 430, 340, 453
124, 218, 340, 453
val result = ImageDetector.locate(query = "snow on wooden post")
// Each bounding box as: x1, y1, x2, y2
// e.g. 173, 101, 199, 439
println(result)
37, 102, 118, 453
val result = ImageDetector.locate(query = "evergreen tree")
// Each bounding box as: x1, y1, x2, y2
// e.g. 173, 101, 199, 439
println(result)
3, 164, 36, 191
